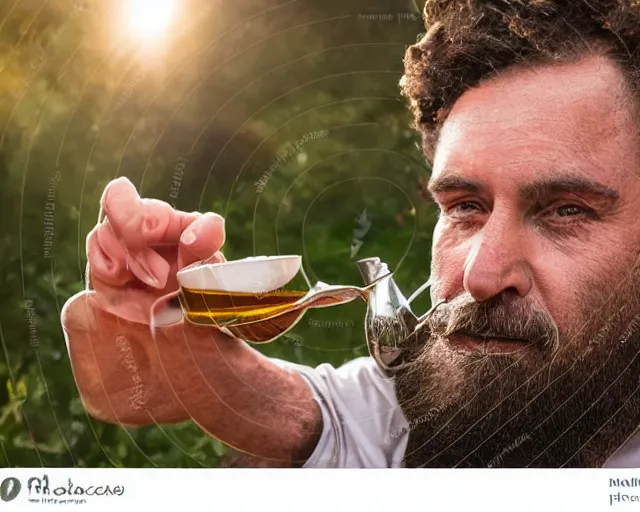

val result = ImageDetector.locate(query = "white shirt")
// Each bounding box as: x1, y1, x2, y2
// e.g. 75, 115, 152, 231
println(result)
272, 356, 640, 468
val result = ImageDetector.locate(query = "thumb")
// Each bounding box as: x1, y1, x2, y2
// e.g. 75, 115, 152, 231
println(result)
178, 212, 226, 269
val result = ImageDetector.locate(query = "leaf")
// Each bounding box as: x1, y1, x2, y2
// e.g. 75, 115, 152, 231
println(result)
6, 379, 15, 402
15, 377, 27, 400
14, 435, 65, 454
350, 239, 364, 258
211, 439, 227, 458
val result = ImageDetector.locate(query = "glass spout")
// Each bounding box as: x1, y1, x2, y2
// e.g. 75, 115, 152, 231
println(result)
356, 258, 419, 376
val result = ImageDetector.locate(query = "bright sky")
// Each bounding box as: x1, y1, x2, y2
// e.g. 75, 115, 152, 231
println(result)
126, 0, 177, 43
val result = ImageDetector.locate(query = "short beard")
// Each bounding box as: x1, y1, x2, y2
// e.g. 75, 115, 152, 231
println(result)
395, 258, 640, 468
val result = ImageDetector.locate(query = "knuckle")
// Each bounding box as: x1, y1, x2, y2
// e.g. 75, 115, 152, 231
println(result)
86, 223, 99, 245
85, 228, 102, 261
61, 292, 97, 334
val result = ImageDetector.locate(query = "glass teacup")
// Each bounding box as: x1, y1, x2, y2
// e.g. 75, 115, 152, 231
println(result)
172, 255, 385, 343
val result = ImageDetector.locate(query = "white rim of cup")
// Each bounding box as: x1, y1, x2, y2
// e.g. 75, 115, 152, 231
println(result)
176, 255, 303, 292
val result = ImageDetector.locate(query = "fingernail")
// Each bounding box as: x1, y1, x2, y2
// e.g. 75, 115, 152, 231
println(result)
181, 231, 196, 246
204, 212, 225, 223
138, 270, 159, 288
203, 213, 225, 246
126, 253, 160, 289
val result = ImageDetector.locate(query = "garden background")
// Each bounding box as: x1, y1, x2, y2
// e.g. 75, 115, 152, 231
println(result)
0, 0, 438, 467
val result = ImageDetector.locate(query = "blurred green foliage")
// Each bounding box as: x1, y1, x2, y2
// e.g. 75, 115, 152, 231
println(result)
0, 0, 437, 467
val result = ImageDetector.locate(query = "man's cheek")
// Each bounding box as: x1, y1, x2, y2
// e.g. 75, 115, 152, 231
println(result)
431, 229, 468, 299
544, 286, 599, 347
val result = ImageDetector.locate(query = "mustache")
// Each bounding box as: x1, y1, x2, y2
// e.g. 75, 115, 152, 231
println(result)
423, 293, 560, 352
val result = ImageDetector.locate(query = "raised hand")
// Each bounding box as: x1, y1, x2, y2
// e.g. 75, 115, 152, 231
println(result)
61, 177, 226, 424
60, 178, 322, 465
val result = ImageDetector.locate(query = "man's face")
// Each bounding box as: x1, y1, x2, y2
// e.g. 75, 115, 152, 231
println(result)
395, 55, 640, 468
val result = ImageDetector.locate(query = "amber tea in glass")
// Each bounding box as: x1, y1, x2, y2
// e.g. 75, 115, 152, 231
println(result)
173, 255, 384, 343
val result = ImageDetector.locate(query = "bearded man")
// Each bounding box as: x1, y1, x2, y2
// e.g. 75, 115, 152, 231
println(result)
62, 0, 640, 468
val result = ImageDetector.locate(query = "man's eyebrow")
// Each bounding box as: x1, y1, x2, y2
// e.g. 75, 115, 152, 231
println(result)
426, 174, 484, 198
426, 173, 619, 205
521, 176, 619, 203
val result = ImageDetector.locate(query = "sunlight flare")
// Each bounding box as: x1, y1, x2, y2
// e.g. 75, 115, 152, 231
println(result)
126, 0, 177, 42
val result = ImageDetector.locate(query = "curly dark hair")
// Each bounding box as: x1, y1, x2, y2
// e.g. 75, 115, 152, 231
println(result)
400, 0, 640, 159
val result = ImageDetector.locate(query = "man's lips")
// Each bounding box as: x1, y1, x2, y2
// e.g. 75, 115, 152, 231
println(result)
446, 330, 532, 354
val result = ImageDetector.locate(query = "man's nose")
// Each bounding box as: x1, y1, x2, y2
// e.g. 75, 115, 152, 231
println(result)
462, 216, 533, 302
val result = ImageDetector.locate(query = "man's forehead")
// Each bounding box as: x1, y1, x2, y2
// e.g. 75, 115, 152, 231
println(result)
430, 54, 636, 183
446, 54, 629, 125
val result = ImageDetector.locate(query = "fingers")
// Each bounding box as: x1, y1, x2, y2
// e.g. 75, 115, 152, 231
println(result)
86, 220, 130, 287
126, 244, 172, 289
178, 213, 226, 269
139, 199, 204, 246
91, 177, 226, 290
88, 219, 169, 289
100, 177, 146, 252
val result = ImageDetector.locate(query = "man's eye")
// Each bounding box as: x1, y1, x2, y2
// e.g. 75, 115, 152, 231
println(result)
553, 205, 592, 217
448, 202, 481, 215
